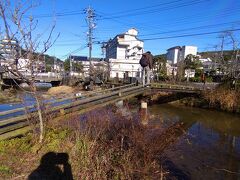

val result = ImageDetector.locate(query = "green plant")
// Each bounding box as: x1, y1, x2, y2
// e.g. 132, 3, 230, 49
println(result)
0, 165, 11, 175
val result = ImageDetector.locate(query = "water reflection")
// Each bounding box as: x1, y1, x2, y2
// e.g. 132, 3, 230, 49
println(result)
149, 104, 240, 179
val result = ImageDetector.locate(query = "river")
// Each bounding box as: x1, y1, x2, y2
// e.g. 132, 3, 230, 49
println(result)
147, 103, 240, 179
1, 91, 240, 179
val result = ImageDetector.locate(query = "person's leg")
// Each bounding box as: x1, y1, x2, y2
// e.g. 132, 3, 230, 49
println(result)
142, 67, 145, 86
146, 66, 150, 85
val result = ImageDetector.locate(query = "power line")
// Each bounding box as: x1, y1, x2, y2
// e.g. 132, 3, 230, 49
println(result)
99, 28, 240, 42
96, 5, 240, 33
97, 0, 210, 20
54, 21, 240, 46
100, 0, 185, 16
136, 7, 240, 31
95, 0, 212, 31
60, 46, 87, 60
141, 28, 240, 41
31, 10, 85, 18
139, 21, 240, 37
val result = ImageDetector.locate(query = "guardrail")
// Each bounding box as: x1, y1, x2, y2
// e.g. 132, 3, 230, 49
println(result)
0, 83, 146, 140
151, 83, 203, 93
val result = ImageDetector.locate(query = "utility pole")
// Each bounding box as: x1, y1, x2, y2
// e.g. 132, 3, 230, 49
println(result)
85, 6, 96, 75
70, 55, 73, 76
219, 34, 225, 75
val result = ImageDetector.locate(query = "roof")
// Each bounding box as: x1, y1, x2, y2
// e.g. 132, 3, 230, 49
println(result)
167, 46, 181, 51
106, 28, 143, 45
91, 57, 105, 62
69, 55, 105, 62
69, 55, 88, 61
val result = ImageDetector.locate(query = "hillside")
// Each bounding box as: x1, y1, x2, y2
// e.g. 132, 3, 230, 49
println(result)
44, 54, 62, 65
198, 50, 233, 60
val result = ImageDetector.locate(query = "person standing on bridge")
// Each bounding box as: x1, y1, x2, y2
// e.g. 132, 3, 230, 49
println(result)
139, 51, 153, 86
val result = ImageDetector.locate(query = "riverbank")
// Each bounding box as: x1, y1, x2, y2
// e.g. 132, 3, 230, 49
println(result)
0, 90, 20, 104
0, 107, 183, 179
175, 87, 240, 113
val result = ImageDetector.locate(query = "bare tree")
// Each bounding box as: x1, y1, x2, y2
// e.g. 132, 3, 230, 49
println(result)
0, 0, 59, 143
227, 31, 240, 79
217, 31, 240, 78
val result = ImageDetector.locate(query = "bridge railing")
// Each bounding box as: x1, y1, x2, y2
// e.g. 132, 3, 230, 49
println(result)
0, 83, 145, 140
151, 83, 203, 91
0, 82, 205, 140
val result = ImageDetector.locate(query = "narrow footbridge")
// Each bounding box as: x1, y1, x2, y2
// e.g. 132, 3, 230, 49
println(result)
0, 83, 206, 140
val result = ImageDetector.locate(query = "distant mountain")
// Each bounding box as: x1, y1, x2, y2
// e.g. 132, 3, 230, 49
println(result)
20, 49, 62, 64
198, 50, 233, 60
44, 54, 62, 65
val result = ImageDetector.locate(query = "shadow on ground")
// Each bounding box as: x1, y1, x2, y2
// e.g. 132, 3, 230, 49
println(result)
28, 152, 73, 180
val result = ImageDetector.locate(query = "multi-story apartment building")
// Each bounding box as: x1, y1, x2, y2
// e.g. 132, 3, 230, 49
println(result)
0, 38, 19, 67
166, 45, 198, 64
105, 28, 144, 60
104, 28, 144, 79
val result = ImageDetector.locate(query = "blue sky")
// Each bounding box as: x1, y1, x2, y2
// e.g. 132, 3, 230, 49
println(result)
15, 0, 240, 60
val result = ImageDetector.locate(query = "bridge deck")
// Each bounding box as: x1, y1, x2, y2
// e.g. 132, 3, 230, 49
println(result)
0, 83, 204, 140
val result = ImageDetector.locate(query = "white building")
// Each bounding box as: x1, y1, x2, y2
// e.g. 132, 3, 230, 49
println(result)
166, 45, 198, 64
199, 58, 216, 72
108, 59, 141, 79
17, 58, 46, 73
0, 38, 19, 68
166, 46, 181, 64
69, 55, 107, 77
105, 28, 143, 60
181, 46, 198, 60
105, 28, 144, 79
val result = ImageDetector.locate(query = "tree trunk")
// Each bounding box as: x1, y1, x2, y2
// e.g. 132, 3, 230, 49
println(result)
35, 95, 44, 143
31, 84, 44, 143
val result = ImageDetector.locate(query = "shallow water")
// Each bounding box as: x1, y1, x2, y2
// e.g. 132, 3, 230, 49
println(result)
148, 104, 240, 180
0, 92, 73, 120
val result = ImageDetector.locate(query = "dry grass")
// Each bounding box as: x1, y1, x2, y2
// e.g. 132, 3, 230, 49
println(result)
203, 87, 240, 112
0, 107, 185, 179
0, 90, 20, 103
47, 86, 74, 95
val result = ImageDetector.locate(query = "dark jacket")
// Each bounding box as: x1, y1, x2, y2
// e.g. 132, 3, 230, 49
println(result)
142, 53, 153, 69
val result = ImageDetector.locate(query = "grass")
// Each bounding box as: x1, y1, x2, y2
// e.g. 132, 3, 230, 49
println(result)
0, 107, 184, 179
47, 85, 74, 96
0, 90, 20, 103
0, 165, 11, 175
203, 86, 240, 113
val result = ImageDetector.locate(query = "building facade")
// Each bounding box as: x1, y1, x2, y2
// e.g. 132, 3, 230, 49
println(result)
166, 46, 181, 64
0, 38, 19, 68
69, 55, 107, 77
108, 59, 141, 79
105, 28, 144, 60
105, 28, 144, 79
166, 45, 198, 64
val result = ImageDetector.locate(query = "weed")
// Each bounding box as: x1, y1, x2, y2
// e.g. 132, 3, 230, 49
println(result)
0, 165, 11, 175
0, 107, 184, 179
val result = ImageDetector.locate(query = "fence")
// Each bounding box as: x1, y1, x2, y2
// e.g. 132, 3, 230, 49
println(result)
0, 83, 147, 140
